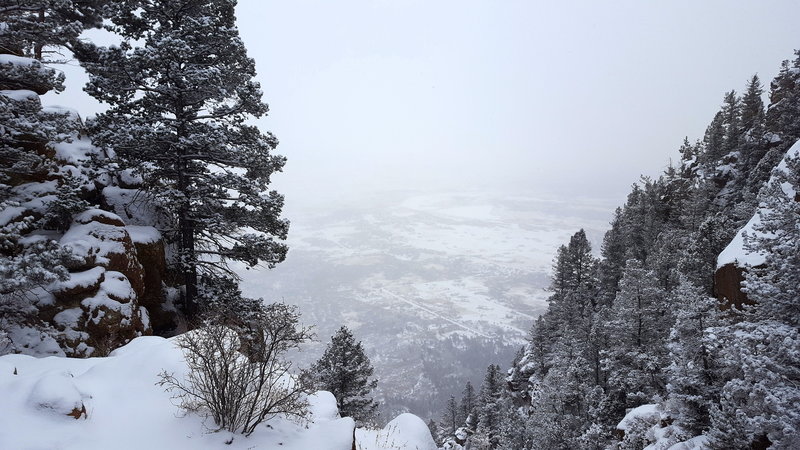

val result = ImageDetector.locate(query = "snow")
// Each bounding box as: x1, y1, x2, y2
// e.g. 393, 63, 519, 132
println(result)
665, 435, 709, 450
0, 54, 40, 67
0, 205, 26, 227
356, 413, 438, 450
716, 212, 767, 268
102, 186, 161, 226
54, 308, 84, 329
53, 138, 99, 165
717, 140, 800, 268
50, 267, 105, 293
81, 272, 136, 315
42, 104, 81, 122
0, 336, 434, 449
27, 370, 85, 416
5, 326, 65, 357
126, 225, 161, 244
0, 89, 39, 101
73, 208, 123, 225
617, 403, 660, 432
60, 216, 133, 267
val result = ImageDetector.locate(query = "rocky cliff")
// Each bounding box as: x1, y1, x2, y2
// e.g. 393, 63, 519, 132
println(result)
1, 52, 177, 357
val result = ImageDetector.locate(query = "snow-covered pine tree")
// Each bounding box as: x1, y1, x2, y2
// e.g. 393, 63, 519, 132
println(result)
665, 276, 724, 435
427, 418, 441, 447
0, 0, 103, 62
77, 0, 288, 315
310, 326, 379, 425
460, 381, 476, 428
441, 395, 460, 437
602, 259, 672, 408
766, 51, 800, 143
473, 364, 504, 449
705, 146, 800, 449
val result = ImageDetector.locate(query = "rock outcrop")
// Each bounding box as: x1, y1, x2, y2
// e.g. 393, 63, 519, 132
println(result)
714, 140, 800, 309
1, 52, 177, 357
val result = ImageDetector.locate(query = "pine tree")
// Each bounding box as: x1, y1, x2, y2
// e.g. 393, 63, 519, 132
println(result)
665, 277, 724, 435
474, 364, 504, 449
740, 75, 765, 134
705, 148, 800, 449
441, 395, 460, 437
0, 0, 103, 62
77, 0, 288, 315
599, 208, 627, 302
766, 51, 800, 142
701, 111, 726, 170
720, 90, 741, 158
427, 418, 441, 447
602, 259, 671, 408
310, 326, 379, 425
461, 381, 477, 427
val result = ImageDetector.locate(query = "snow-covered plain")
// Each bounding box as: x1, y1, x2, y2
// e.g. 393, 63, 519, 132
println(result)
0, 336, 435, 450
239, 189, 613, 418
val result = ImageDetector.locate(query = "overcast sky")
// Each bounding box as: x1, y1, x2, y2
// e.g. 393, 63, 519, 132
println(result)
47, 0, 800, 210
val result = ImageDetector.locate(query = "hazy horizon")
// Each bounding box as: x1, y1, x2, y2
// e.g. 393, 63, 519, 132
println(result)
42, 1, 800, 213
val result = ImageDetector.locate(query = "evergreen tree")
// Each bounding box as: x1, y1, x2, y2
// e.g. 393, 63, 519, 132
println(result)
740, 75, 765, 134
701, 111, 726, 169
602, 259, 672, 407
441, 395, 460, 437
720, 90, 741, 159
461, 381, 477, 427
666, 277, 724, 435
0, 0, 103, 61
766, 51, 800, 142
474, 364, 504, 449
598, 208, 627, 302
77, 0, 289, 315
427, 418, 441, 447
310, 326, 379, 425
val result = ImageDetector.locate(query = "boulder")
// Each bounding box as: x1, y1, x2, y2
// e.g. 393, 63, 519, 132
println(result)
714, 263, 753, 310
131, 234, 175, 335
60, 210, 146, 298
80, 272, 149, 356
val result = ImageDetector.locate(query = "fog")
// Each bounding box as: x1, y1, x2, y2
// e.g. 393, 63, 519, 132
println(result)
233, 0, 800, 211
44, 1, 800, 211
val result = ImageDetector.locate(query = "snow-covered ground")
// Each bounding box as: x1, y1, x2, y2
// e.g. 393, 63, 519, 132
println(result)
0, 336, 436, 450
239, 189, 614, 418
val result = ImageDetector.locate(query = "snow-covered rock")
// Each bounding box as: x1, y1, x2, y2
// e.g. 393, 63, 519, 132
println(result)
27, 370, 86, 418
356, 413, 438, 450
617, 403, 661, 432
715, 140, 800, 309
717, 140, 800, 269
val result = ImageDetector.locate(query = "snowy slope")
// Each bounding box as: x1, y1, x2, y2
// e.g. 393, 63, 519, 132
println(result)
0, 336, 434, 450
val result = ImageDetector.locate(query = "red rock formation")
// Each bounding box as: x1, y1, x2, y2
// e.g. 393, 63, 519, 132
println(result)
714, 263, 753, 310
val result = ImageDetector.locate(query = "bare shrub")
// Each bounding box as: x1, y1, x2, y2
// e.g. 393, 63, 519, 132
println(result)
158, 302, 312, 436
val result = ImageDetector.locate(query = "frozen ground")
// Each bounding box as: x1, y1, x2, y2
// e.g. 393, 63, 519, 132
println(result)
0, 336, 436, 450
239, 189, 614, 419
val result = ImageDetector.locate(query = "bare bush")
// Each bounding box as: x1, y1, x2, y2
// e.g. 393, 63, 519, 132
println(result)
158, 303, 312, 436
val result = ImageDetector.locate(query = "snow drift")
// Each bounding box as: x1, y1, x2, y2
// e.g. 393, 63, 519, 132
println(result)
0, 336, 435, 449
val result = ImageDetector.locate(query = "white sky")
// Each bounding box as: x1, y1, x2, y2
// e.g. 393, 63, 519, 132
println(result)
46, 0, 800, 210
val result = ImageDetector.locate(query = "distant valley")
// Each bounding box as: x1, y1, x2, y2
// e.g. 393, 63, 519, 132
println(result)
239, 190, 614, 419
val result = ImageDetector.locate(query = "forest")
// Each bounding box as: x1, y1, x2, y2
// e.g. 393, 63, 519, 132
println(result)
430, 60, 800, 450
